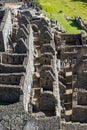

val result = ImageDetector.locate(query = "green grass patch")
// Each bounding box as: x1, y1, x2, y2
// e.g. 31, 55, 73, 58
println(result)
38, 0, 87, 33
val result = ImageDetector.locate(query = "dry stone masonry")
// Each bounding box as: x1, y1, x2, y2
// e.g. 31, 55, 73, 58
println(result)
0, 1, 87, 130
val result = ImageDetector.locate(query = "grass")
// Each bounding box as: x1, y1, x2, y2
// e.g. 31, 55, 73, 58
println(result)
39, 0, 87, 33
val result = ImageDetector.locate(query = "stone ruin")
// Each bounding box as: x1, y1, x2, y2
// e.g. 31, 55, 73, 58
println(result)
75, 16, 87, 32
0, 1, 87, 130
55, 31, 87, 129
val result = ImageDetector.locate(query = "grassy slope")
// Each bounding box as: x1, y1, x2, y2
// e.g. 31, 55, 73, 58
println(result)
39, 0, 87, 33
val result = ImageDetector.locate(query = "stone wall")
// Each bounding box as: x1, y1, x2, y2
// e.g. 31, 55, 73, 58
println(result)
23, 25, 34, 112
2, 53, 27, 65
0, 73, 24, 85
77, 91, 87, 105
0, 31, 4, 51
24, 114, 61, 130
75, 16, 87, 32
39, 91, 57, 111
0, 87, 22, 103
0, 102, 30, 130
0, 64, 26, 73
72, 107, 87, 122
60, 34, 81, 45
1, 9, 12, 51
62, 121, 87, 130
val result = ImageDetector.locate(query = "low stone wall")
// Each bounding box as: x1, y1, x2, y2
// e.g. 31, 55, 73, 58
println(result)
0, 73, 24, 85
23, 25, 34, 112
0, 87, 21, 103
39, 91, 57, 111
2, 53, 27, 65
77, 91, 87, 105
72, 107, 87, 122
0, 102, 30, 130
62, 121, 87, 130
60, 34, 81, 44
75, 16, 87, 32
1, 9, 13, 51
0, 64, 26, 73
24, 115, 61, 130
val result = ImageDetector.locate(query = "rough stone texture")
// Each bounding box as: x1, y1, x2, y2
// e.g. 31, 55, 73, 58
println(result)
21, 10, 32, 20
15, 38, 29, 54
21, 24, 29, 35
40, 70, 55, 90
72, 107, 87, 123
0, 87, 22, 103
77, 91, 87, 105
0, 8, 12, 51
1, 9, 12, 51
2, 53, 27, 65
0, 73, 24, 85
39, 91, 57, 111
62, 122, 87, 130
40, 65, 55, 76
75, 16, 87, 32
0, 64, 26, 73
40, 53, 54, 65
0, 124, 8, 130
55, 27, 87, 123
0, 108, 31, 130
24, 114, 60, 130
41, 44, 55, 55
20, 15, 30, 28
23, 25, 34, 112
17, 28, 28, 41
